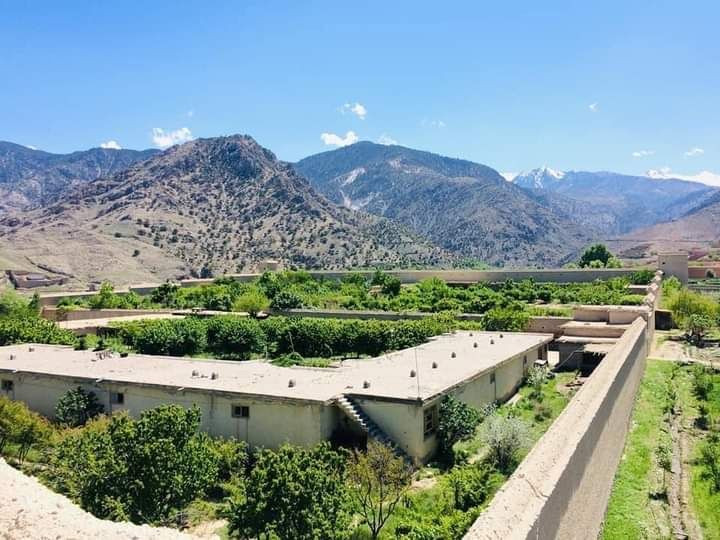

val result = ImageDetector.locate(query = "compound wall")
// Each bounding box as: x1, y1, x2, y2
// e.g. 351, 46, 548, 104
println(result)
465, 317, 648, 540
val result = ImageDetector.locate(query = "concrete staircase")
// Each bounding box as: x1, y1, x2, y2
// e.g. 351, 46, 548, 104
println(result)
336, 395, 408, 459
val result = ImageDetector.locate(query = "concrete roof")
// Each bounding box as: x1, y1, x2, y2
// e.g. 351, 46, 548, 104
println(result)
0, 332, 552, 405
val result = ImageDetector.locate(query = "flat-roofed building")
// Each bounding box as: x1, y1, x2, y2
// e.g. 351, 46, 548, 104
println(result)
0, 331, 551, 464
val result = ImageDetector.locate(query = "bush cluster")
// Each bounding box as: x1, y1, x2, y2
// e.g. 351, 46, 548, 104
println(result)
113, 315, 459, 360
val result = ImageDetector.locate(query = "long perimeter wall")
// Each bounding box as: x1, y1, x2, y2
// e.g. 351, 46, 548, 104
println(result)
465, 316, 648, 540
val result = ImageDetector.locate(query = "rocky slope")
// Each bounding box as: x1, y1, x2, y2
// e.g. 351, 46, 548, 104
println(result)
294, 142, 589, 267
610, 192, 720, 257
0, 136, 449, 284
0, 141, 159, 213
513, 167, 717, 234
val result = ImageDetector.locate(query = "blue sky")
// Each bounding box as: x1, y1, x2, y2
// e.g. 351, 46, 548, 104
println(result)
1, 1, 718, 180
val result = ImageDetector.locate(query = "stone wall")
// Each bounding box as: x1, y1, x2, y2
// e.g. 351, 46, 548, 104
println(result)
464, 317, 648, 540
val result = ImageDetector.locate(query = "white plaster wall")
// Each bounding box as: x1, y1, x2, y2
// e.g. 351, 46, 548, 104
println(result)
1, 373, 332, 450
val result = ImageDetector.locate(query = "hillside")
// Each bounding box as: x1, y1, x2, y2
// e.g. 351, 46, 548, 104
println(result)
610, 193, 720, 258
513, 167, 717, 234
294, 142, 589, 267
0, 141, 159, 213
0, 136, 450, 284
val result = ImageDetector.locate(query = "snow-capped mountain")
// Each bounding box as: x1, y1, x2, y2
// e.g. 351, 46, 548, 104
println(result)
512, 166, 566, 190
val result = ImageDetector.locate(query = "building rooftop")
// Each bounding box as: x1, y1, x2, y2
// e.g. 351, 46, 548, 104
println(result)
0, 331, 552, 404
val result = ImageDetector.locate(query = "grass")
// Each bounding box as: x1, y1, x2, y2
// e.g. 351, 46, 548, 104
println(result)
690, 366, 720, 538
603, 358, 720, 540
377, 370, 577, 539
602, 359, 677, 539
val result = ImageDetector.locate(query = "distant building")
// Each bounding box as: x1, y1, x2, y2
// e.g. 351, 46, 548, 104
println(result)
0, 332, 551, 464
8, 270, 66, 289
256, 259, 282, 272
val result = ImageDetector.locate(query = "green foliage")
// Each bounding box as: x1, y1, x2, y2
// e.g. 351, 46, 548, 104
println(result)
0, 396, 53, 462
667, 288, 718, 337
662, 276, 682, 297
347, 440, 411, 540
446, 462, 499, 511
86, 282, 150, 310
393, 507, 480, 540
700, 435, 720, 492
55, 387, 104, 427
205, 316, 266, 359
579, 243, 615, 268
0, 290, 37, 318
269, 289, 304, 310
629, 269, 655, 285
0, 316, 77, 347
482, 306, 530, 331
125, 317, 208, 356
437, 396, 482, 464
232, 287, 270, 316
227, 442, 349, 540
47, 405, 218, 524
526, 366, 547, 400
481, 413, 531, 472
692, 364, 714, 401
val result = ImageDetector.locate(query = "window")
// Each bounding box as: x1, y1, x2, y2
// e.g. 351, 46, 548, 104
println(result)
1, 379, 13, 391
232, 405, 250, 418
523, 355, 528, 366
423, 405, 438, 438
490, 373, 496, 384
110, 392, 124, 405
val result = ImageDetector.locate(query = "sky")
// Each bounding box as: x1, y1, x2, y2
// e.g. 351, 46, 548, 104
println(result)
1, 1, 719, 181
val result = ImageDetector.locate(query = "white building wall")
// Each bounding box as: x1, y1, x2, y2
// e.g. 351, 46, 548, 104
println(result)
0, 373, 333, 450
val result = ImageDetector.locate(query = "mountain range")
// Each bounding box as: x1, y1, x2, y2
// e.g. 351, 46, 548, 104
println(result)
0, 137, 718, 284
294, 143, 588, 267
0, 141, 159, 213
512, 167, 718, 235
0, 136, 448, 284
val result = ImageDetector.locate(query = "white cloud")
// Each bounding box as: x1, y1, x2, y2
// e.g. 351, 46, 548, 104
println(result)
421, 118, 447, 128
151, 127, 193, 149
589, 102, 598, 112
500, 172, 518, 181
377, 134, 398, 145
340, 102, 367, 120
646, 167, 720, 187
684, 147, 704, 157
100, 140, 122, 150
631, 149, 654, 158
320, 131, 359, 147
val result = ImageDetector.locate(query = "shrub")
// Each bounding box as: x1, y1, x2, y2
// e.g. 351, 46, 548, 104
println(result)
437, 396, 481, 464
55, 387, 104, 427
629, 269, 655, 285
481, 414, 531, 472
0, 396, 54, 461
206, 316, 266, 359
0, 316, 77, 347
526, 366, 547, 400
482, 306, 530, 331
700, 436, 720, 492
446, 463, 498, 511
269, 290, 304, 310
129, 318, 207, 356
232, 288, 269, 316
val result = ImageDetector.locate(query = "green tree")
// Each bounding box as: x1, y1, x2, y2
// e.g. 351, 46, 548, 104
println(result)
0, 396, 53, 462
206, 316, 266, 359
346, 440, 411, 540
269, 290, 304, 310
579, 244, 614, 268
48, 405, 218, 523
227, 443, 349, 540
55, 386, 104, 427
232, 288, 270, 317
482, 306, 530, 331
436, 396, 481, 464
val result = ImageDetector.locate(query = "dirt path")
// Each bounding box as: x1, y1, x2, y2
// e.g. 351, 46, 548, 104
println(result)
669, 408, 688, 539
679, 421, 703, 540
